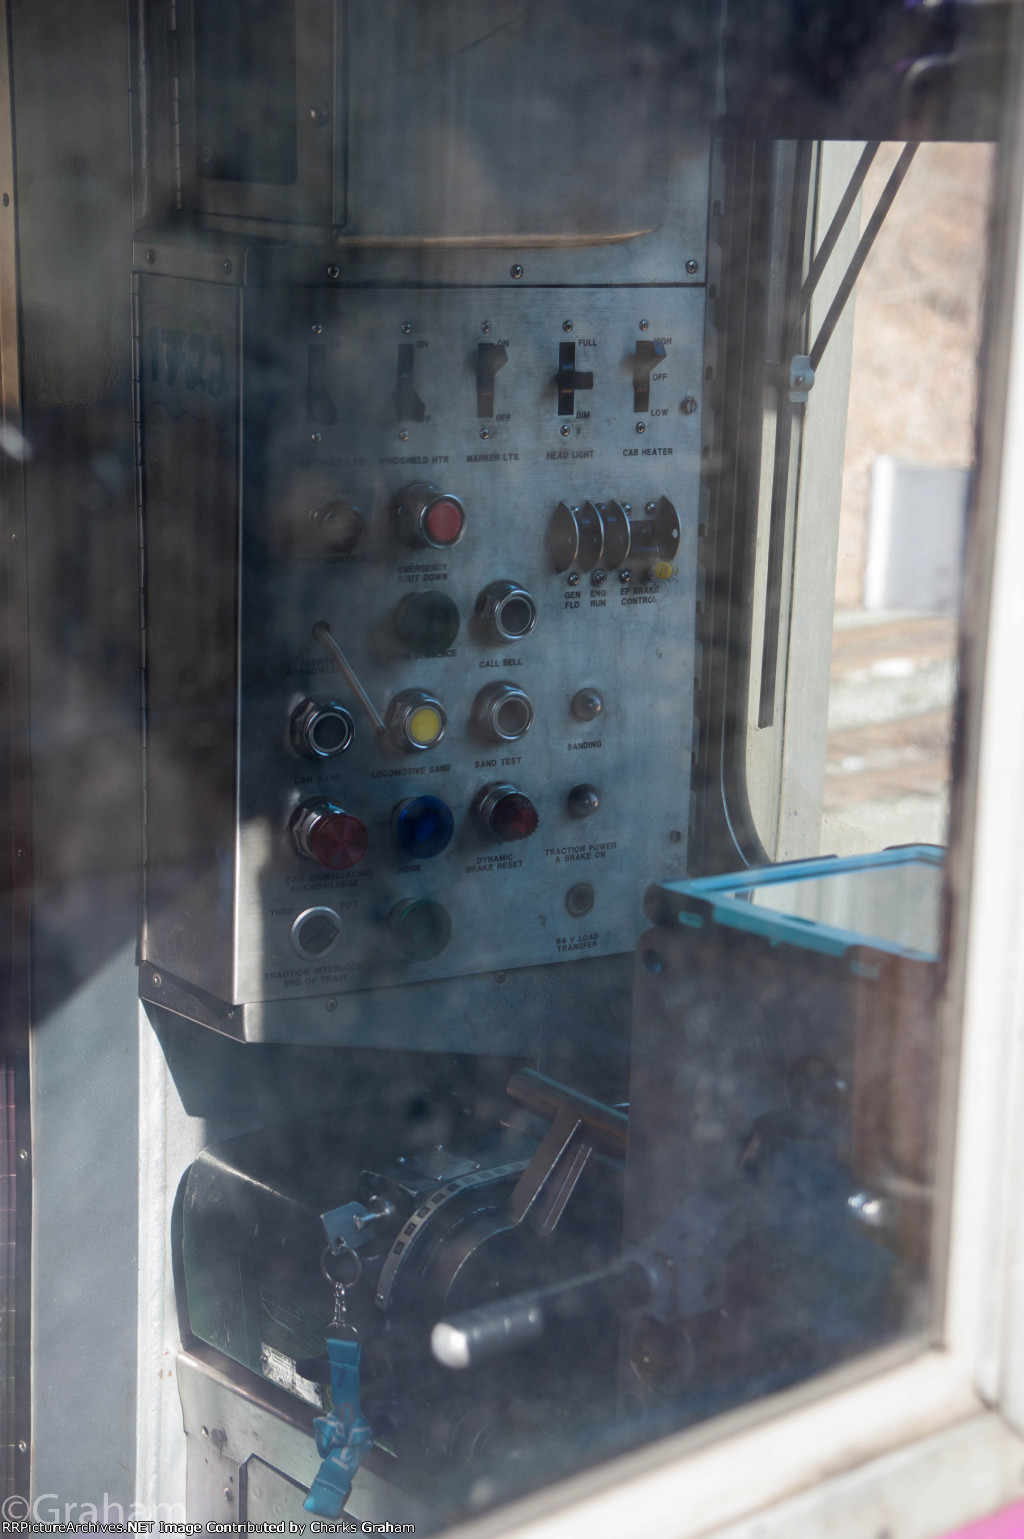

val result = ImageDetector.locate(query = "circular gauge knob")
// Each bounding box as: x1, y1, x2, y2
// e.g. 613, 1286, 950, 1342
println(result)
567, 783, 601, 819
393, 483, 466, 550
386, 688, 447, 752
394, 590, 460, 657
289, 906, 343, 960
291, 799, 368, 871
308, 496, 365, 554
290, 698, 355, 759
475, 580, 538, 644
473, 782, 540, 844
389, 897, 452, 961
392, 796, 455, 860
472, 683, 535, 743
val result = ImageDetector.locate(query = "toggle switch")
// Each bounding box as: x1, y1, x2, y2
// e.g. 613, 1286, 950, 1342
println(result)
476, 343, 508, 418
556, 342, 594, 417
631, 340, 667, 414
396, 342, 426, 422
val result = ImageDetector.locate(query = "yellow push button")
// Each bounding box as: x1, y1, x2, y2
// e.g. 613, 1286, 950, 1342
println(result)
386, 689, 448, 753
652, 560, 676, 581
408, 706, 443, 747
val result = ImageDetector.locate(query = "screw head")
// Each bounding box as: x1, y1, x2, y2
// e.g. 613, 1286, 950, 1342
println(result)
562, 320, 573, 332
311, 432, 321, 443
509, 264, 524, 280
17, 1439, 27, 1454
635, 421, 646, 434
479, 428, 490, 439
669, 829, 684, 844
567, 572, 580, 586
312, 323, 322, 334
647, 502, 657, 512
17, 1149, 27, 1162
681, 396, 698, 415
639, 319, 649, 331
398, 430, 410, 442
401, 320, 412, 334
481, 321, 492, 333
145, 248, 156, 264
326, 997, 338, 1012
326, 264, 340, 280
685, 258, 699, 275
222, 258, 233, 274
2, 193, 10, 208
151, 973, 162, 987
559, 423, 571, 437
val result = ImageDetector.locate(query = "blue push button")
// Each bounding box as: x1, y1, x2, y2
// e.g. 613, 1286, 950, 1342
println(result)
391, 796, 455, 860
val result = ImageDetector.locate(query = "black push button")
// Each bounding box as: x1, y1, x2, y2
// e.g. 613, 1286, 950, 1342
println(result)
476, 342, 508, 418
396, 342, 426, 422
556, 342, 594, 416
631, 340, 667, 414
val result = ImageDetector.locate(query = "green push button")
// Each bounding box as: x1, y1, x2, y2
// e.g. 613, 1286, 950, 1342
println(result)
389, 898, 452, 961
395, 591, 460, 658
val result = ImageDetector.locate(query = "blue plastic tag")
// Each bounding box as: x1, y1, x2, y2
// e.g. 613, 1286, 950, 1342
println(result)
303, 1335, 373, 1518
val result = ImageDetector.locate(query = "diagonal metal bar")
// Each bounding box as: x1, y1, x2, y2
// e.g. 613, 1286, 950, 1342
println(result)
798, 141, 880, 318
808, 143, 918, 374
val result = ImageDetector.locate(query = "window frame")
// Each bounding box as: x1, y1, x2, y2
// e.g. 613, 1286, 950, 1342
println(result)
434, 67, 1024, 1539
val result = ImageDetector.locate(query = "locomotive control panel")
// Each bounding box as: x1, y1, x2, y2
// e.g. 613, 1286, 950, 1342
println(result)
139, 276, 707, 1032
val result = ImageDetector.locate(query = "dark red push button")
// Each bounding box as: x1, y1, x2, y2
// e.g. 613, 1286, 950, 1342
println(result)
291, 799, 368, 871
492, 793, 539, 842
472, 781, 540, 844
423, 497, 465, 547
308, 811, 368, 870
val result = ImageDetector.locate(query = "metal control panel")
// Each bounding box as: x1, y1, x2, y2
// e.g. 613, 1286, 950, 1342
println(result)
139, 278, 705, 1029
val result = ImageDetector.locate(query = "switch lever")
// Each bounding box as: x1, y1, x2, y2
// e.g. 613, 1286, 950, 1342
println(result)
556, 342, 594, 417
631, 340, 666, 414
476, 343, 508, 418
395, 342, 425, 423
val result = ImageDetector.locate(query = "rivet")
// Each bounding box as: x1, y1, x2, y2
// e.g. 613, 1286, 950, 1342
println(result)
401, 321, 412, 334
509, 264, 524, 280
635, 421, 646, 434
567, 572, 580, 586
559, 424, 571, 437
222, 259, 233, 275
669, 829, 684, 844
562, 320, 573, 332
685, 258, 699, 275
326, 264, 340, 280
311, 323, 322, 334
479, 428, 490, 440
399, 430, 410, 442
326, 997, 338, 1012
481, 321, 492, 333
639, 319, 649, 331
17, 1440, 27, 1453
311, 433, 321, 443
17, 1149, 27, 1162
592, 569, 606, 586
145, 249, 156, 264
151, 973, 162, 988
681, 396, 698, 415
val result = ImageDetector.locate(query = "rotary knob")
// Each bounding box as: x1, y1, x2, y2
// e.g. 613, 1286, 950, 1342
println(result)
473, 782, 540, 844
291, 799, 368, 870
393, 483, 466, 550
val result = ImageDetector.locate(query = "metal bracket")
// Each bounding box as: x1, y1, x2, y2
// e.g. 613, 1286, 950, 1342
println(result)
788, 355, 815, 404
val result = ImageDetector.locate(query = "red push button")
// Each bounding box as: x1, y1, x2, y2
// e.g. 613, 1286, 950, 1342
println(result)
423, 497, 465, 548
291, 799, 368, 871
472, 782, 540, 844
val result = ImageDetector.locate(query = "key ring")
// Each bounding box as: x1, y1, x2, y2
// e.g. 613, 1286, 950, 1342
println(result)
321, 1243, 363, 1290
